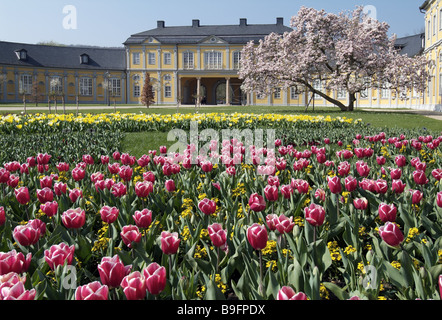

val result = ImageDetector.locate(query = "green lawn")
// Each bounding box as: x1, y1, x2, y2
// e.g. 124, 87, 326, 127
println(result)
1, 103, 441, 156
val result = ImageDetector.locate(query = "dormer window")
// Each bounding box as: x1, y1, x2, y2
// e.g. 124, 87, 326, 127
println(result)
15, 49, 27, 61
80, 54, 89, 64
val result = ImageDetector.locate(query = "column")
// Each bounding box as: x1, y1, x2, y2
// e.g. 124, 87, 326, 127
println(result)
225, 77, 230, 105
197, 77, 201, 105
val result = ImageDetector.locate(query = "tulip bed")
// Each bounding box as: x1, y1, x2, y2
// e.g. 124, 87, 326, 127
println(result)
0, 111, 441, 301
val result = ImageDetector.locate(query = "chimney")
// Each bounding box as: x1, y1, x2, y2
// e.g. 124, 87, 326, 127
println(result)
192, 19, 200, 27
276, 17, 283, 25
157, 20, 165, 28
239, 18, 247, 26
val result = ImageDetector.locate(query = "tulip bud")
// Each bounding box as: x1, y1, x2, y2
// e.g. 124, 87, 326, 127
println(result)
143, 262, 166, 295
327, 176, 342, 194
277, 286, 308, 300
160, 231, 180, 255
0, 206, 5, 226
132, 209, 152, 229
198, 198, 217, 215
248, 193, 266, 212
97, 255, 132, 289
246, 223, 268, 251
378, 203, 397, 223
208, 223, 227, 248
121, 271, 146, 300
120, 225, 142, 248
44, 243, 75, 271
100, 206, 119, 224
378, 222, 404, 248
304, 203, 326, 227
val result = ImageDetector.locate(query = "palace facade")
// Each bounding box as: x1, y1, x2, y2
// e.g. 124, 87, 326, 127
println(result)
0, 11, 439, 111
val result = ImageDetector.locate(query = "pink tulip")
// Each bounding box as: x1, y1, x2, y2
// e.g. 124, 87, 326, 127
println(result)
13, 224, 41, 247
436, 191, 442, 208
56, 162, 69, 172
353, 197, 368, 211
379, 222, 404, 248
68, 188, 83, 203
314, 188, 326, 202
275, 214, 295, 234
198, 198, 217, 215
121, 271, 146, 300
14, 187, 30, 205
395, 155, 406, 167
294, 179, 310, 194
264, 185, 279, 202
120, 225, 142, 248
71, 167, 85, 181
327, 176, 342, 194
119, 165, 133, 182
44, 243, 75, 270
0, 206, 5, 226
75, 281, 109, 300
409, 189, 423, 205
82, 154, 94, 165
137, 154, 151, 168
54, 182, 67, 196
413, 170, 428, 185
62, 208, 86, 229
132, 209, 152, 229
40, 201, 58, 217
28, 219, 46, 238
36, 187, 54, 204
135, 181, 154, 198
143, 262, 166, 295
304, 203, 326, 227
7, 175, 19, 188
121, 153, 136, 166
392, 179, 406, 194
160, 231, 180, 255
248, 193, 266, 212
376, 156, 386, 165
143, 171, 156, 183
432, 168, 442, 181
280, 185, 293, 199
208, 223, 227, 248
112, 151, 121, 161
36, 153, 51, 165
344, 175, 358, 192
378, 203, 397, 223
390, 168, 402, 180
100, 155, 110, 164
0, 281, 36, 300
0, 250, 31, 275
265, 214, 278, 231
356, 161, 370, 177
108, 162, 120, 174
165, 179, 175, 192
374, 179, 388, 194
100, 206, 119, 224
97, 255, 132, 289
111, 182, 127, 197
277, 286, 308, 300
246, 223, 268, 251
200, 160, 213, 172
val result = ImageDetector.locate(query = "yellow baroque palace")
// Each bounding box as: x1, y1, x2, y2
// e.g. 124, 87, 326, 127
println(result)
0, 9, 439, 111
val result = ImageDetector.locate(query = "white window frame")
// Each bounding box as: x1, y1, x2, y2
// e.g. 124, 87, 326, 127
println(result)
290, 87, 299, 100
164, 85, 172, 98
110, 78, 121, 97
79, 77, 93, 96
337, 88, 347, 99
20, 74, 33, 95
233, 51, 241, 69
204, 51, 223, 70
50, 76, 63, 94
133, 84, 140, 97
132, 52, 140, 65
274, 88, 281, 99
381, 82, 390, 99
163, 52, 171, 65
183, 51, 194, 70
148, 52, 156, 65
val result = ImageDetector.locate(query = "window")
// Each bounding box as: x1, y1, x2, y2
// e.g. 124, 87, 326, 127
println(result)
19, 74, 32, 94
163, 52, 171, 65
274, 88, 281, 99
440, 9, 442, 30
233, 51, 241, 69
164, 85, 172, 98
204, 51, 223, 69
290, 87, 299, 100
133, 84, 140, 97
133, 74, 140, 82
164, 74, 171, 81
381, 82, 390, 99
80, 54, 89, 64
183, 51, 194, 69
80, 77, 93, 96
148, 52, 156, 65
434, 14, 437, 35
132, 52, 140, 65
337, 88, 347, 99
110, 78, 121, 97
50, 76, 63, 94
428, 19, 431, 40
